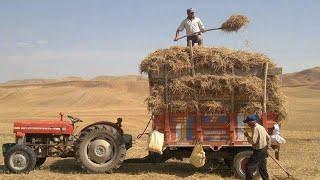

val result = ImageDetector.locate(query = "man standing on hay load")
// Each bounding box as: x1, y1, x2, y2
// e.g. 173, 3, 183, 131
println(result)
174, 8, 205, 46
243, 115, 271, 180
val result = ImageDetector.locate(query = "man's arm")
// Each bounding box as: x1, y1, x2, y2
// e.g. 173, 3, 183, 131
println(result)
174, 30, 180, 41
198, 18, 205, 32
174, 20, 185, 41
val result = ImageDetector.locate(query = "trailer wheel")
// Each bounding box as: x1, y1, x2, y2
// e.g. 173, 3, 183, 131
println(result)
233, 150, 259, 179
4, 145, 36, 173
35, 157, 46, 167
76, 124, 126, 173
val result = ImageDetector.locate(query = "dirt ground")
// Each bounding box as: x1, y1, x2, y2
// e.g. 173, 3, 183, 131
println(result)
0, 81, 319, 179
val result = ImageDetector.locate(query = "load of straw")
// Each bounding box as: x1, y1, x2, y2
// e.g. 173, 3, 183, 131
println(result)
140, 46, 274, 75
221, 14, 249, 32
140, 46, 287, 121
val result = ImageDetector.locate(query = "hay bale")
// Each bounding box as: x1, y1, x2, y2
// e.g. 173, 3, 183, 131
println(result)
239, 102, 263, 115
140, 46, 191, 74
140, 46, 275, 76
167, 75, 263, 101
145, 85, 165, 114
192, 47, 234, 74
199, 101, 226, 113
170, 100, 197, 113
235, 76, 264, 100
169, 77, 195, 98
192, 75, 234, 93
221, 14, 249, 32
141, 46, 287, 120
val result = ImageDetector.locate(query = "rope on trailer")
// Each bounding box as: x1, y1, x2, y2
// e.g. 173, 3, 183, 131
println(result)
137, 116, 153, 139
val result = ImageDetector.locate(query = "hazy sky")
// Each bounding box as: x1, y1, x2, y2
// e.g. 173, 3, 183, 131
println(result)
0, 1, 319, 82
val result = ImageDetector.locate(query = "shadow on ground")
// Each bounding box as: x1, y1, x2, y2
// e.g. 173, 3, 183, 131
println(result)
49, 158, 82, 172
0, 165, 7, 173
0, 160, 293, 179
49, 158, 233, 178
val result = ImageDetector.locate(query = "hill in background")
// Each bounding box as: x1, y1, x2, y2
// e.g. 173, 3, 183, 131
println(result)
5, 76, 86, 85
0, 75, 148, 114
2, 66, 320, 89
282, 66, 320, 89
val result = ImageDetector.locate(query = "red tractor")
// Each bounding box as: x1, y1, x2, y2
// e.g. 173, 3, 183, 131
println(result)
2, 113, 132, 173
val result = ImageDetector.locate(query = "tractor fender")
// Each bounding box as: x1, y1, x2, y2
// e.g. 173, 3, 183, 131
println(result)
78, 121, 132, 149
79, 121, 123, 135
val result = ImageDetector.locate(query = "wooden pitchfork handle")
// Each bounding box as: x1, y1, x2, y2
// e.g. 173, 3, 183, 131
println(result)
268, 151, 293, 178
175, 27, 222, 41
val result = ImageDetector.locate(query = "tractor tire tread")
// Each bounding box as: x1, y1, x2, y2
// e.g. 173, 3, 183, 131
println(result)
75, 124, 126, 173
4, 145, 37, 174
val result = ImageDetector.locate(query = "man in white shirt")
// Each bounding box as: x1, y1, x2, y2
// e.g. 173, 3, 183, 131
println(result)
174, 8, 205, 46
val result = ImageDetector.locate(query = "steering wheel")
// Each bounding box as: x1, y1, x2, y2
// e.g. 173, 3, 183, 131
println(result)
67, 115, 83, 124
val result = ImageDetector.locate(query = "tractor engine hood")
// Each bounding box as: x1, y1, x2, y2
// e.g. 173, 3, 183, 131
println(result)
13, 119, 74, 136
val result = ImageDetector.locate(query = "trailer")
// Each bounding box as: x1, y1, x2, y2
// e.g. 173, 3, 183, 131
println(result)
136, 42, 283, 179
147, 112, 277, 179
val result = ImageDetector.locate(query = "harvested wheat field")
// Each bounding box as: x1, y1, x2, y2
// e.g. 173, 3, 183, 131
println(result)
0, 73, 319, 180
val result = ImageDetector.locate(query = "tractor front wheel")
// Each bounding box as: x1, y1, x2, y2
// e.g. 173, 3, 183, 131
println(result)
4, 145, 36, 173
75, 124, 126, 173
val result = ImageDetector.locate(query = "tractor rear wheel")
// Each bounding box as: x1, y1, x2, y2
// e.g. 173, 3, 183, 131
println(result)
75, 124, 126, 173
4, 145, 36, 173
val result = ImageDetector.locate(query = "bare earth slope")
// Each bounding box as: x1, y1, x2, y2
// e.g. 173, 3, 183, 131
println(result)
0, 72, 319, 179
282, 66, 320, 89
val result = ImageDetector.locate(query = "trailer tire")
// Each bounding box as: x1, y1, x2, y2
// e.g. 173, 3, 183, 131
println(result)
76, 124, 126, 173
35, 157, 46, 168
4, 145, 36, 174
233, 150, 259, 179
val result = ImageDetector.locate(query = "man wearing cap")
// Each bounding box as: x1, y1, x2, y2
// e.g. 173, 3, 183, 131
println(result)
174, 8, 205, 46
243, 115, 271, 180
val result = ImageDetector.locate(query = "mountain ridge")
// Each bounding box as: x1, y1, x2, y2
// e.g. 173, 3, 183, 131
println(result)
1, 66, 319, 89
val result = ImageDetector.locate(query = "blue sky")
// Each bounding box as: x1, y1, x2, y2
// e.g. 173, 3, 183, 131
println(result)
0, 0, 319, 82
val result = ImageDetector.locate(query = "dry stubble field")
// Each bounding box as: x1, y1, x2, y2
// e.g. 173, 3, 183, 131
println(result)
0, 77, 319, 180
